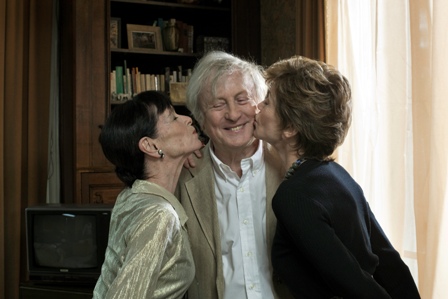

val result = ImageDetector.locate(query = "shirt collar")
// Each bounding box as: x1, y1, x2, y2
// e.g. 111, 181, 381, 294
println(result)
209, 140, 264, 181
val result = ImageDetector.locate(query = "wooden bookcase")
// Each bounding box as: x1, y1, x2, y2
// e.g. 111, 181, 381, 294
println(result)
59, 0, 260, 204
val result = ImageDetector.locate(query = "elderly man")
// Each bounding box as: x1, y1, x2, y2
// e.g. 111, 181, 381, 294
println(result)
176, 51, 293, 299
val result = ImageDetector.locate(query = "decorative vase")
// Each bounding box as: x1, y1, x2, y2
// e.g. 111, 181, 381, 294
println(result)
163, 19, 179, 51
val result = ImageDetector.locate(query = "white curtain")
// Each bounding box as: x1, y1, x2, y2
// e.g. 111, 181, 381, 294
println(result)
325, 1, 448, 298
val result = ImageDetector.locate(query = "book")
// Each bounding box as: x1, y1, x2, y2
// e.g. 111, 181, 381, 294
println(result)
140, 73, 146, 92
164, 67, 171, 93
154, 75, 159, 91
187, 25, 194, 53
123, 60, 128, 94
160, 74, 165, 92
110, 71, 116, 95
135, 68, 141, 94
176, 20, 188, 53
115, 66, 124, 94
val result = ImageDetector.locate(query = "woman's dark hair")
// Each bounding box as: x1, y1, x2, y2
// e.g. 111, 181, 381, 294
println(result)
265, 56, 352, 161
99, 91, 172, 187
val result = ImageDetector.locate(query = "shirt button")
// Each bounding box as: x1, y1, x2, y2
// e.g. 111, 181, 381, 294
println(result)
239, 187, 244, 192
249, 284, 255, 290
246, 251, 252, 257
243, 219, 248, 225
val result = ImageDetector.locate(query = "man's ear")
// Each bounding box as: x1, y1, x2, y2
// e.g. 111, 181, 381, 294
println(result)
139, 137, 160, 159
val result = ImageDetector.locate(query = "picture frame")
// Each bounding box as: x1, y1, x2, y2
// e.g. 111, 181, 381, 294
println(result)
126, 24, 163, 51
110, 18, 121, 48
170, 82, 188, 105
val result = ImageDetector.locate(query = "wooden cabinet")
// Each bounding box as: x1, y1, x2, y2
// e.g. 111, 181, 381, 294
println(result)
59, 0, 260, 203
20, 282, 93, 299
81, 172, 124, 204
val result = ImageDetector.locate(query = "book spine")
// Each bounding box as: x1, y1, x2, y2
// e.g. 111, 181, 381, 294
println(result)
140, 73, 146, 92
123, 60, 128, 94
126, 68, 132, 96
187, 25, 194, 53
177, 20, 186, 52
136, 68, 141, 94
154, 75, 159, 91
110, 71, 116, 95
115, 66, 124, 94
160, 74, 165, 92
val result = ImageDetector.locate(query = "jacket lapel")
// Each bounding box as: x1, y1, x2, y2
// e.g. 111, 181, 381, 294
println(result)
184, 144, 221, 257
263, 143, 284, 259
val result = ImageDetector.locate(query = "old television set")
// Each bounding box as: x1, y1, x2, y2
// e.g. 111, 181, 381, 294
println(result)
25, 204, 113, 285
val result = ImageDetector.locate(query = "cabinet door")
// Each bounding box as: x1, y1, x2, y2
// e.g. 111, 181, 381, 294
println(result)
72, 0, 109, 169
81, 172, 124, 204
231, 0, 261, 62
60, 0, 113, 202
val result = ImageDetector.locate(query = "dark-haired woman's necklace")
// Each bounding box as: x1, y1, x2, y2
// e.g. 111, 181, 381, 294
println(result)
284, 159, 307, 180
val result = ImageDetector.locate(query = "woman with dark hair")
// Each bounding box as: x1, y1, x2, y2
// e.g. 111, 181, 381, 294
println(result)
93, 91, 203, 299
253, 56, 420, 299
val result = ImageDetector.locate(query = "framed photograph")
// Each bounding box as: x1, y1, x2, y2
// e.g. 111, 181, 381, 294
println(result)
170, 82, 188, 105
110, 18, 121, 48
127, 24, 163, 51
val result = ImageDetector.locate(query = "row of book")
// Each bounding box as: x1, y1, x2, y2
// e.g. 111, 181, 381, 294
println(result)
111, 61, 192, 101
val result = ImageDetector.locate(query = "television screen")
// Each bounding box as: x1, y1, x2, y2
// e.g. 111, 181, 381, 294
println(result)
33, 214, 98, 269
26, 204, 113, 284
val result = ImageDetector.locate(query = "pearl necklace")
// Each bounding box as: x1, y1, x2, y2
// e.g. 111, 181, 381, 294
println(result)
284, 159, 307, 180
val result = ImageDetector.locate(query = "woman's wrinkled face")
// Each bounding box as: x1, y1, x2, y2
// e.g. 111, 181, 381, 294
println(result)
156, 107, 203, 158
254, 89, 284, 146
200, 72, 259, 152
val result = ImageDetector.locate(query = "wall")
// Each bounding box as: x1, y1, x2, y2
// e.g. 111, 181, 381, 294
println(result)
260, 0, 297, 66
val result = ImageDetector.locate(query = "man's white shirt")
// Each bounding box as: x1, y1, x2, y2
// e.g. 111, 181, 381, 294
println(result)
210, 141, 275, 299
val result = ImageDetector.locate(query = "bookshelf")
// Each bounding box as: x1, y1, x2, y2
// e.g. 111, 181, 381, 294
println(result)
59, 0, 260, 204
108, 0, 233, 106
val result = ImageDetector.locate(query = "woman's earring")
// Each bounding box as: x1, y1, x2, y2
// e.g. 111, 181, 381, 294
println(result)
157, 149, 165, 159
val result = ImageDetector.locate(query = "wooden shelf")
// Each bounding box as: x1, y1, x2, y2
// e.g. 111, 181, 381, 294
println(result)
111, 47, 197, 56
111, 0, 231, 11
20, 282, 93, 299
